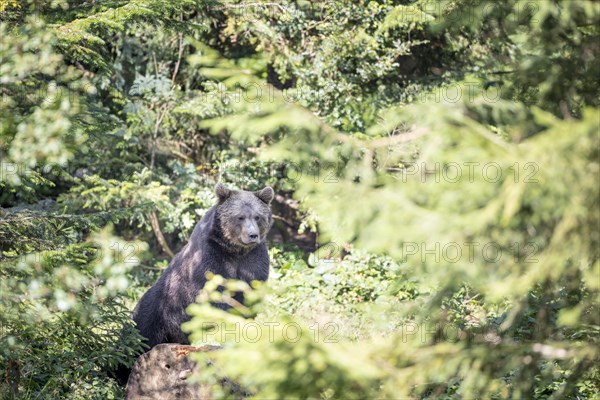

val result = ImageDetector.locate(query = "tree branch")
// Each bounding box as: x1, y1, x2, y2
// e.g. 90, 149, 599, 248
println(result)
171, 14, 185, 85
148, 210, 174, 258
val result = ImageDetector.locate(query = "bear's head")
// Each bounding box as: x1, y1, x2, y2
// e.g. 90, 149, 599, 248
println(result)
214, 183, 274, 249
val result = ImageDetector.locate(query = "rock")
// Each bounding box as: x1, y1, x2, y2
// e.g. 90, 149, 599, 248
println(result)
125, 344, 222, 400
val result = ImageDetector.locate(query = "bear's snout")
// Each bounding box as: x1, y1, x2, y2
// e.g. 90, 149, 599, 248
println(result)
241, 221, 260, 245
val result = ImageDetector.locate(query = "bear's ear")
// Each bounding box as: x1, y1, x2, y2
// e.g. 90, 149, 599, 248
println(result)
255, 186, 274, 205
215, 182, 232, 201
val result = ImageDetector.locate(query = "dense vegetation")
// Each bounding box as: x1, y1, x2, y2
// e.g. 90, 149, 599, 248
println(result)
1, 0, 598, 399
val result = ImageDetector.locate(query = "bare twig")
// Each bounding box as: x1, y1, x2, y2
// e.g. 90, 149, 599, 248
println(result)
272, 214, 295, 227
150, 103, 169, 170
365, 127, 428, 148
152, 51, 159, 79
171, 14, 185, 85
559, 100, 573, 120
148, 210, 174, 258
219, 2, 288, 14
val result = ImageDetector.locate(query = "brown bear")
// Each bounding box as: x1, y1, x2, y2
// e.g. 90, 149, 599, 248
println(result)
115, 183, 273, 384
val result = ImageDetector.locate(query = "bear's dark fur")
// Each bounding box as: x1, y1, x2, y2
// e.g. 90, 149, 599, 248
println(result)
115, 183, 273, 384
134, 183, 274, 346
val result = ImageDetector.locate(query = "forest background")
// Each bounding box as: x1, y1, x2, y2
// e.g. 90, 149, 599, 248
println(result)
0, 0, 598, 399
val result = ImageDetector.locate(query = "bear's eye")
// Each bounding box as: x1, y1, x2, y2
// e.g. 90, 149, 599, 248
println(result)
254, 216, 260, 221
238, 216, 245, 221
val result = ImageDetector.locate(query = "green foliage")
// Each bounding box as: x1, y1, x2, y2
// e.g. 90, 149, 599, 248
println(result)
183, 273, 383, 400
265, 247, 420, 339
0, 229, 147, 399
0, 17, 89, 187
185, 1, 600, 398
